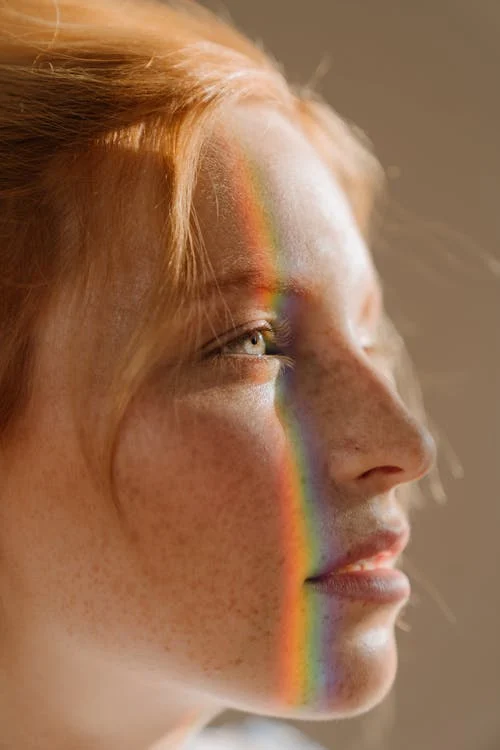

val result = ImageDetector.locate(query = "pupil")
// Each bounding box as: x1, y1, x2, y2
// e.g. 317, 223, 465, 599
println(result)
251, 333, 260, 346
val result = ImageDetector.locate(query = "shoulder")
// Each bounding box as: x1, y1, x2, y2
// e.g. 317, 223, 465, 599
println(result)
186, 717, 328, 750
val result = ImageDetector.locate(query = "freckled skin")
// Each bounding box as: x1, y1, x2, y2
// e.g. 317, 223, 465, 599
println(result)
0, 105, 436, 750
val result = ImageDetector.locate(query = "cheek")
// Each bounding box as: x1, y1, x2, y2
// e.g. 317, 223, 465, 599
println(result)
116, 388, 287, 570
112, 385, 302, 652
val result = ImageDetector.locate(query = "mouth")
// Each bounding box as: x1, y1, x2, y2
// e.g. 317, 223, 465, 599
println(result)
335, 548, 399, 573
305, 526, 411, 603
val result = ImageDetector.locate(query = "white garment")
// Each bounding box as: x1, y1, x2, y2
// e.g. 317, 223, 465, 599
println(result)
186, 718, 328, 750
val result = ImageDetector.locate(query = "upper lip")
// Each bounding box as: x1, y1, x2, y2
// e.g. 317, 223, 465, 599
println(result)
306, 524, 410, 581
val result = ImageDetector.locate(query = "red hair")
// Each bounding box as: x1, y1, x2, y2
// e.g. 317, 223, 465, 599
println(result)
1, 0, 436, 512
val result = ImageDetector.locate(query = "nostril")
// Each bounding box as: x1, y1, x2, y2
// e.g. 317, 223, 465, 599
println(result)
360, 465, 402, 480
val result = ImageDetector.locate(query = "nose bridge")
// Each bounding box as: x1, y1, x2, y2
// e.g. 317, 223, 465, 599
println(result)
300, 344, 436, 488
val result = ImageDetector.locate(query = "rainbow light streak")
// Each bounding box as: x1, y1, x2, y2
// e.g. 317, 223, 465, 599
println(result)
226, 135, 336, 710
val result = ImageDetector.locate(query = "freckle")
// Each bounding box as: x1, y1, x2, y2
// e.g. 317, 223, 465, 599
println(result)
175, 531, 188, 545
125, 580, 135, 596
128, 527, 140, 545
67, 592, 76, 608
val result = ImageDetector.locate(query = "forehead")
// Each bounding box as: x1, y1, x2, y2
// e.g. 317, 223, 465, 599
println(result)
192, 104, 379, 304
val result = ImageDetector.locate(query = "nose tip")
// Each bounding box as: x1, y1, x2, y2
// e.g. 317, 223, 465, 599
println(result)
330, 415, 438, 494
377, 419, 438, 491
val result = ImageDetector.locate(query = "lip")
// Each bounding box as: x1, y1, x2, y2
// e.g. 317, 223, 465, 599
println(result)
306, 525, 410, 580
304, 525, 411, 603
306, 567, 410, 603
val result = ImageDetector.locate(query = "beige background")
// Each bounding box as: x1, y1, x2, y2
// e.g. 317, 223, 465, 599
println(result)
198, 2, 500, 749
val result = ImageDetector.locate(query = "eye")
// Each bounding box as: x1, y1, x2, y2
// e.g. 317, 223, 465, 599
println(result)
220, 327, 277, 357
201, 319, 294, 374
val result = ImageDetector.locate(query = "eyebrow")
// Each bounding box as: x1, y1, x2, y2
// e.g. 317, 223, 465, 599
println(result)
195, 267, 315, 303
194, 264, 384, 325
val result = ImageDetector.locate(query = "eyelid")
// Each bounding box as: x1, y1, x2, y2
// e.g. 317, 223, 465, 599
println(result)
201, 317, 292, 357
199, 318, 295, 378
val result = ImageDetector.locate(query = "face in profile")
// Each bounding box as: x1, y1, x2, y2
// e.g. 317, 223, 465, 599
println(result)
1, 103, 436, 744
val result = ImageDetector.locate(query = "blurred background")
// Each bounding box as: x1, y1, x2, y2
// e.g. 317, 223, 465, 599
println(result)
198, 1, 500, 749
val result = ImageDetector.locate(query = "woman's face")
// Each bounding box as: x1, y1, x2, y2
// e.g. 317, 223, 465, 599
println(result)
1, 104, 436, 745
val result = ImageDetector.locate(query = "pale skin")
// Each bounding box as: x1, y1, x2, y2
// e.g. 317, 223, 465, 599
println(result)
0, 104, 436, 750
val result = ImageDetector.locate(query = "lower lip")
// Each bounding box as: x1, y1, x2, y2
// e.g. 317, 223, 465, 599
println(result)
305, 568, 410, 603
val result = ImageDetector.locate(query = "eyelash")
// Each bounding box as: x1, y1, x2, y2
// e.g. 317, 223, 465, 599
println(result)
203, 317, 295, 375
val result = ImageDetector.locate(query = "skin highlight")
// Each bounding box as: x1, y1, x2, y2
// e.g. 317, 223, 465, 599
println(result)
0, 104, 436, 750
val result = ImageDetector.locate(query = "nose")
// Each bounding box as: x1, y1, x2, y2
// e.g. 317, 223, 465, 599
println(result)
335, 410, 437, 495
296, 348, 437, 496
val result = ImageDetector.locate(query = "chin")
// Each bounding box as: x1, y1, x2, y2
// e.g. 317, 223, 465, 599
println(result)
330, 627, 399, 719
272, 619, 400, 722
213, 601, 403, 724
